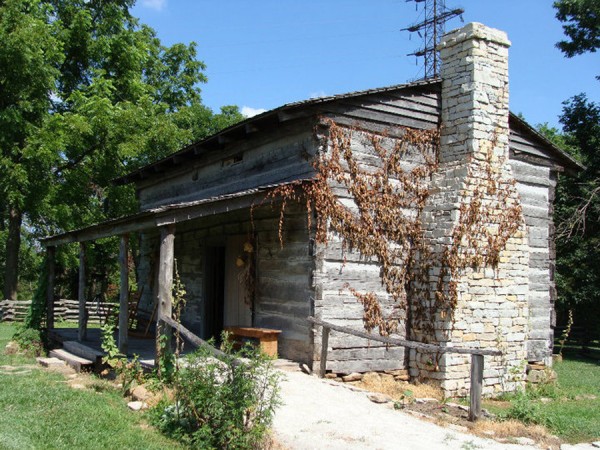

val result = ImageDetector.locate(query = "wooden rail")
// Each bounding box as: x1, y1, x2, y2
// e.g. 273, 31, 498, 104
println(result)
0, 299, 115, 324
307, 316, 502, 422
159, 316, 243, 367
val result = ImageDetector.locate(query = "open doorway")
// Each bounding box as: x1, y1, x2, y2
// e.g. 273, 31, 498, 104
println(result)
223, 235, 253, 328
203, 236, 253, 341
204, 245, 225, 341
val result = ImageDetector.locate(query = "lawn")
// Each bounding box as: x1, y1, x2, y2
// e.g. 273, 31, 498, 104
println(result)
0, 322, 182, 450
541, 349, 600, 443
485, 346, 600, 444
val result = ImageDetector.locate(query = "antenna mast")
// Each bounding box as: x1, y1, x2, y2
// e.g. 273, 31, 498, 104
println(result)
403, 0, 464, 79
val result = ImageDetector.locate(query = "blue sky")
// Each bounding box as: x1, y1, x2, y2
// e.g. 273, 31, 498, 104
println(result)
132, 0, 599, 129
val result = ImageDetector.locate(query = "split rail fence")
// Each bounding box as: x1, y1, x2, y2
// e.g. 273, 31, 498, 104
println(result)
307, 316, 502, 422
0, 298, 114, 324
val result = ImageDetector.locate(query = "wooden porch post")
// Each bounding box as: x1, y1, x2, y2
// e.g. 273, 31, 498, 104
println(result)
78, 243, 87, 341
118, 234, 129, 354
156, 225, 175, 363
46, 246, 56, 329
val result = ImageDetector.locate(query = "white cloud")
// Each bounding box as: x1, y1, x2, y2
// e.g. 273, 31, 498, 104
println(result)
241, 106, 267, 118
140, 0, 166, 11
309, 90, 327, 99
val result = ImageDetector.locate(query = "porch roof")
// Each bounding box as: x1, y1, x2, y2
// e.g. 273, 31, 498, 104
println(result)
41, 180, 305, 247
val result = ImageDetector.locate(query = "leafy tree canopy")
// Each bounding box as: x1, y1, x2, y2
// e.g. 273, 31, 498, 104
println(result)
0, 0, 243, 300
554, 0, 600, 58
547, 0, 600, 342
551, 94, 600, 342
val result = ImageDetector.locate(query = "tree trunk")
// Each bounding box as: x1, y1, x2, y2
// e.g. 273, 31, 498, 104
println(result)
3, 206, 22, 300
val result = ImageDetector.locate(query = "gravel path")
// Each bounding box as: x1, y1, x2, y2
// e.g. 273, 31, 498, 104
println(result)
273, 370, 538, 450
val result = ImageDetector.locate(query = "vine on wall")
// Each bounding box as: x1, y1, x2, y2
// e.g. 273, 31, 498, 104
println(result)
266, 119, 524, 342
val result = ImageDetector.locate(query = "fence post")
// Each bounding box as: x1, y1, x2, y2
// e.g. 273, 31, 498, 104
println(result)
319, 326, 330, 378
469, 353, 484, 421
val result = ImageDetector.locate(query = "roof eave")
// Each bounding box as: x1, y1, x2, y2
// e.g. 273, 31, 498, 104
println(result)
509, 112, 584, 174
112, 79, 442, 186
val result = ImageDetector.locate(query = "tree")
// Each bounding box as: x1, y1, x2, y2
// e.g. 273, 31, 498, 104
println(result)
0, 0, 62, 300
1, 0, 243, 301
554, 0, 600, 58
552, 0, 600, 343
553, 96, 600, 343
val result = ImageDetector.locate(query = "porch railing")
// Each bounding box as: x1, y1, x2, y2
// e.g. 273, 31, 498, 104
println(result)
159, 316, 243, 367
307, 316, 502, 422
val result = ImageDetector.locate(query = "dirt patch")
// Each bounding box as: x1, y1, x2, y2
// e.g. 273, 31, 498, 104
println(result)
0, 364, 38, 375
471, 420, 561, 449
349, 372, 561, 449
352, 372, 443, 401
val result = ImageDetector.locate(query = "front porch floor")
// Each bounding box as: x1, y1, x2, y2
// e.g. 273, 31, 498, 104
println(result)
49, 327, 162, 366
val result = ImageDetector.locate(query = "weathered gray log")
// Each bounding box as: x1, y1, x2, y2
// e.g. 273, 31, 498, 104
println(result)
118, 234, 129, 354
319, 326, 330, 377
307, 317, 501, 356
160, 316, 243, 367
46, 246, 56, 329
469, 354, 484, 422
78, 242, 87, 342
156, 225, 175, 363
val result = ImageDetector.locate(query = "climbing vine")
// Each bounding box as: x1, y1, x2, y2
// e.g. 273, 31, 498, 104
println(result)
266, 119, 524, 343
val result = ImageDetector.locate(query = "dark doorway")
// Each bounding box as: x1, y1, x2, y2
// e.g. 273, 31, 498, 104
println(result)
204, 246, 225, 341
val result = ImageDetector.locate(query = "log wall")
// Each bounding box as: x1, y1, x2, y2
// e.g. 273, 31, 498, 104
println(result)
137, 124, 317, 210
137, 205, 315, 364
509, 151, 558, 365
312, 130, 430, 374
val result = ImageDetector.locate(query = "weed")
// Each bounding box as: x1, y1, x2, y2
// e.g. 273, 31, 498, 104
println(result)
461, 440, 481, 450
101, 317, 123, 365
557, 310, 573, 357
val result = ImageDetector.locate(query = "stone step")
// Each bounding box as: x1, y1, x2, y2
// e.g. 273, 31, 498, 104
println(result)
49, 349, 94, 373
62, 341, 104, 365
36, 356, 66, 368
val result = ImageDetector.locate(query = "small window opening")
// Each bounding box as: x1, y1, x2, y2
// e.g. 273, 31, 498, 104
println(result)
222, 153, 243, 167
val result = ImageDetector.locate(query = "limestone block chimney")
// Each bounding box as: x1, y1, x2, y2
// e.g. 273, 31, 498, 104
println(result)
411, 23, 530, 396
438, 23, 511, 164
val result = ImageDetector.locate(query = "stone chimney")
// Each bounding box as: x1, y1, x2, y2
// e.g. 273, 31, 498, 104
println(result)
438, 23, 511, 164
411, 23, 530, 396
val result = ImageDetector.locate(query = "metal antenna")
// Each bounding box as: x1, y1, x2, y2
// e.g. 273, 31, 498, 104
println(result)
402, 0, 464, 79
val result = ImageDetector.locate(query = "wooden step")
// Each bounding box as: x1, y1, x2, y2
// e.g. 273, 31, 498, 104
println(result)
49, 349, 93, 373
63, 341, 104, 365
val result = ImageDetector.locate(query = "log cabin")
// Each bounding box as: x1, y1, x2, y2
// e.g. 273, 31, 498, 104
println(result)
42, 23, 580, 395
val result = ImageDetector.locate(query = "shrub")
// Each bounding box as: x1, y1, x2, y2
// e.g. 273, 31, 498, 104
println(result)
151, 336, 282, 449
12, 326, 46, 356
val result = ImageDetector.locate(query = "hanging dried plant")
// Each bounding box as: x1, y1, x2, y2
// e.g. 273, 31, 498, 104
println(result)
263, 119, 524, 342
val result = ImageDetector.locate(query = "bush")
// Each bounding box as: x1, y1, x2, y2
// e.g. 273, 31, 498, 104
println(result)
13, 326, 46, 356
151, 336, 282, 449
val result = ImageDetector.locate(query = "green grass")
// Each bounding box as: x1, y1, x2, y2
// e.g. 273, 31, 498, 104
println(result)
540, 351, 600, 443
485, 348, 600, 444
0, 322, 182, 450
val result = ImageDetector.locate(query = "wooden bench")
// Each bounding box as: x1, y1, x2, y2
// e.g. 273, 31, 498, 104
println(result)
224, 327, 282, 357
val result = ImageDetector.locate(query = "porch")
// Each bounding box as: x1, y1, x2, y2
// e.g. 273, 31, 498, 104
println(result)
48, 327, 160, 365
40, 182, 307, 365
41, 186, 274, 360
